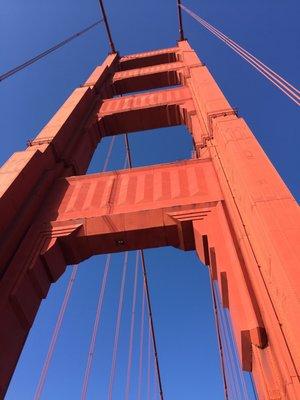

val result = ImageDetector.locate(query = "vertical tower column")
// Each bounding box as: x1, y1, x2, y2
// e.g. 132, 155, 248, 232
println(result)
0, 53, 119, 397
178, 40, 300, 399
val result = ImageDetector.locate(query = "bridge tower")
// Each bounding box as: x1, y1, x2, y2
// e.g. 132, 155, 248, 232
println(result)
0, 40, 299, 399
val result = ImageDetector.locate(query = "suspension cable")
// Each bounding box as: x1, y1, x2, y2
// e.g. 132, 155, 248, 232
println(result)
0, 20, 102, 83
108, 251, 128, 400
137, 285, 145, 400
80, 255, 111, 400
33, 265, 78, 400
80, 135, 117, 398
208, 268, 229, 400
124, 133, 165, 400
180, 4, 300, 106
140, 250, 165, 400
213, 279, 252, 399
223, 308, 249, 399
124, 251, 139, 400
197, 16, 299, 104
197, 16, 299, 99
98, 0, 116, 53
124, 134, 133, 169
153, 349, 160, 400
177, 0, 185, 41
102, 136, 116, 172
250, 372, 259, 400
147, 318, 152, 400
216, 285, 241, 399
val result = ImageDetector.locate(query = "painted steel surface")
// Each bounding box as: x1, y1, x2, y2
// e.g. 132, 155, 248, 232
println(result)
0, 41, 299, 399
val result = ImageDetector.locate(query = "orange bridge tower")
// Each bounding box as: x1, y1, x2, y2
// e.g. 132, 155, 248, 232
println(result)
0, 41, 299, 399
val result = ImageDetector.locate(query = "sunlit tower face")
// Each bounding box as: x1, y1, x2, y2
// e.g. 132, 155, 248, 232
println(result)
0, 3, 299, 399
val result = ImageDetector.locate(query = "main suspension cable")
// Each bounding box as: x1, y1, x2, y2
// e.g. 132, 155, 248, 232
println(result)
180, 4, 300, 106
177, 0, 185, 41
0, 20, 102, 82
98, 0, 116, 53
33, 265, 78, 400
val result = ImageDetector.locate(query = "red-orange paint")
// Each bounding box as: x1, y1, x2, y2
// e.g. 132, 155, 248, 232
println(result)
0, 41, 299, 399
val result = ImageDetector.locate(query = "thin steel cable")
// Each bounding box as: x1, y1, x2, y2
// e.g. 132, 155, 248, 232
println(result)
33, 265, 78, 400
124, 252, 139, 400
224, 309, 249, 399
147, 318, 151, 400
140, 250, 164, 400
195, 14, 300, 99
177, 0, 185, 41
181, 4, 300, 100
250, 373, 259, 400
196, 17, 300, 105
137, 284, 146, 400
123, 136, 130, 169
153, 352, 159, 400
98, 0, 116, 53
123, 132, 165, 400
208, 269, 229, 400
0, 21, 103, 82
153, 346, 161, 400
213, 282, 238, 399
80, 255, 111, 400
102, 136, 116, 172
216, 288, 241, 399
181, 4, 300, 105
80, 135, 117, 397
180, 4, 300, 105
108, 251, 128, 400
124, 134, 133, 169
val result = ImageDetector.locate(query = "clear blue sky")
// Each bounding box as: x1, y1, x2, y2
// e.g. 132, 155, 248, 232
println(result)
1, 1, 299, 399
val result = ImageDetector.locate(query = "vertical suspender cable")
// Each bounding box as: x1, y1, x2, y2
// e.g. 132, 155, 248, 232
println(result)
80, 134, 116, 397
223, 309, 249, 399
33, 265, 78, 400
124, 252, 139, 400
108, 251, 128, 400
140, 250, 165, 400
124, 132, 165, 400
147, 318, 152, 400
137, 287, 145, 400
216, 285, 241, 399
250, 372, 259, 400
124, 134, 133, 169
214, 280, 251, 399
153, 350, 160, 400
35, 114, 116, 399
208, 268, 229, 400
80, 255, 111, 400
102, 136, 116, 172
